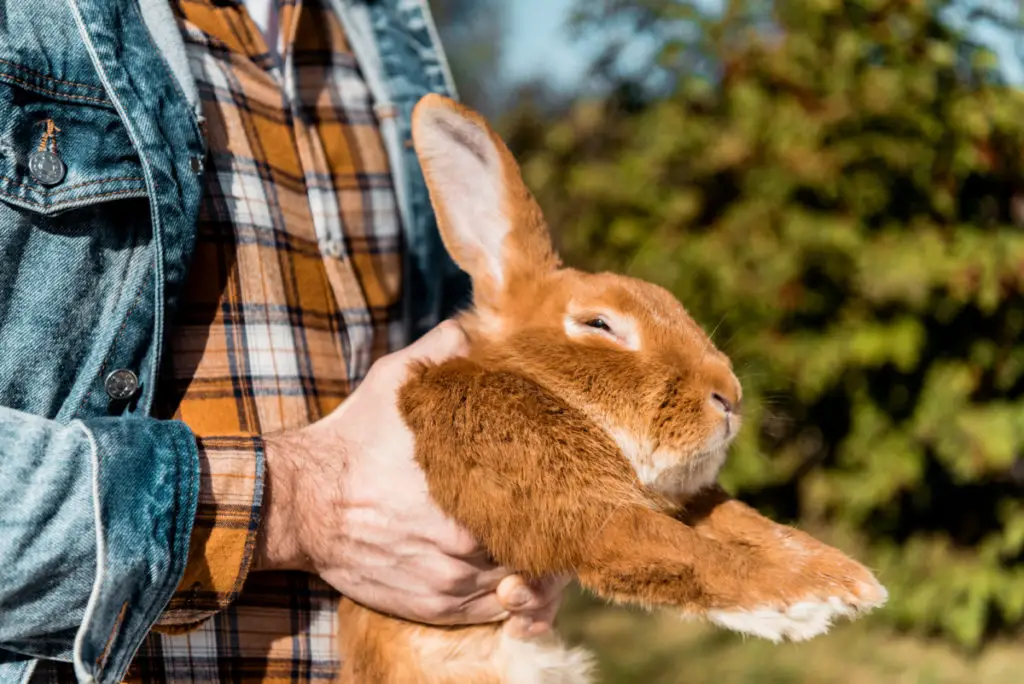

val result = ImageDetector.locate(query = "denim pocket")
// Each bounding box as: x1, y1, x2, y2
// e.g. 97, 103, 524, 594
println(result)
0, 63, 148, 216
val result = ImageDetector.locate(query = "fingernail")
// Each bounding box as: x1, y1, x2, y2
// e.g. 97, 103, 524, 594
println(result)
510, 587, 532, 608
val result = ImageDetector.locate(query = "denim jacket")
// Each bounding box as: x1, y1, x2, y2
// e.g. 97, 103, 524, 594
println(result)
0, 1, 466, 682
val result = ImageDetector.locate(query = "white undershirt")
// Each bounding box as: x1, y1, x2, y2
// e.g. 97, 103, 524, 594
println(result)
241, 0, 281, 61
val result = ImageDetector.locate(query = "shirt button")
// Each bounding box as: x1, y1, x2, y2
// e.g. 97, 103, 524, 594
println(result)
190, 155, 205, 174
28, 149, 66, 186
105, 369, 139, 401
373, 103, 398, 120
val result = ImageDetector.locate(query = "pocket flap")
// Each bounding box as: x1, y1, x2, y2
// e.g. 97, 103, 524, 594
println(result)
0, 73, 148, 217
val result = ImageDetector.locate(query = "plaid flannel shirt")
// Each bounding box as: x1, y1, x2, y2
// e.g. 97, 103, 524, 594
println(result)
37, 0, 405, 680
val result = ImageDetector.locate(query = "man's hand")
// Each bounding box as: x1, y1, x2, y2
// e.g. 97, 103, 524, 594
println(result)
253, 320, 564, 637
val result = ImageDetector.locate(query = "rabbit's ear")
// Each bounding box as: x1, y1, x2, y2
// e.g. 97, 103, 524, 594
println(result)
412, 94, 559, 309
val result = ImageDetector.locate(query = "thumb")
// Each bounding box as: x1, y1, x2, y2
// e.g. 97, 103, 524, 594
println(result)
397, 319, 470, 366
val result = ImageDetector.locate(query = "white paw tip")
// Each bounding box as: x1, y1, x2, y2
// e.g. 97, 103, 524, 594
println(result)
858, 579, 889, 607
703, 588, 887, 643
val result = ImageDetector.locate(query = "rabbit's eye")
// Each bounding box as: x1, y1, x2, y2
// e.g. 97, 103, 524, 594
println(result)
565, 311, 639, 350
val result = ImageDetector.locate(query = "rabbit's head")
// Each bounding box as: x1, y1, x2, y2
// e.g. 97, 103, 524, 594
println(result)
413, 95, 741, 498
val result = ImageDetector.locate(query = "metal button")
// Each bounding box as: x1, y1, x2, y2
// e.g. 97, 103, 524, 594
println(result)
190, 155, 204, 174
105, 369, 139, 401
28, 149, 66, 186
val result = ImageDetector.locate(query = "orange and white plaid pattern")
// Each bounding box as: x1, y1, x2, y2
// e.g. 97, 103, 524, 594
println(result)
32, 0, 405, 681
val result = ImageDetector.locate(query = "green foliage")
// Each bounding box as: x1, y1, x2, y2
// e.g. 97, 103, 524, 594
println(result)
502, 0, 1024, 647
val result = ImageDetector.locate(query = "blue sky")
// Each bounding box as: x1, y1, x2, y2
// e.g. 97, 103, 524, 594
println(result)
502, 0, 1023, 87
504, 0, 591, 88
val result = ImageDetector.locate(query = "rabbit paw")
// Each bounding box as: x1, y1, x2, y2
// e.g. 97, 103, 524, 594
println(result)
683, 499, 889, 642
704, 571, 887, 642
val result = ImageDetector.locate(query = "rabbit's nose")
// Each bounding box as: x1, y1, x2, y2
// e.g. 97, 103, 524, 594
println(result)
709, 380, 742, 416
710, 392, 734, 414
702, 361, 742, 415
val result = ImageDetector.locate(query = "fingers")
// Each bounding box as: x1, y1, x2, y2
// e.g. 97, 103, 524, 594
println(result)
407, 569, 569, 631
430, 515, 486, 559
407, 589, 509, 627
364, 319, 469, 390
418, 551, 511, 598
449, 574, 569, 628
498, 574, 571, 638
454, 592, 511, 625
397, 319, 470, 366
503, 601, 562, 638
497, 574, 570, 612
496, 574, 540, 612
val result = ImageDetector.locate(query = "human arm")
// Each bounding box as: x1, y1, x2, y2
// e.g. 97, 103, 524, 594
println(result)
253, 320, 564, 635
151, 319, 561, 642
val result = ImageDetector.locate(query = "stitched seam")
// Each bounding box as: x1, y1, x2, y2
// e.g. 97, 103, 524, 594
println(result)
0, 73, 110, 106
0, 185, 146, 210
129, 0, 204, 137
0, 57, 107, 93
95, 601, 128, 668
71, 420, 105, 683
0, 174, 146, 197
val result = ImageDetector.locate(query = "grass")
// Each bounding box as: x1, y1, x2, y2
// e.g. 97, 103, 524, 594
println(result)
554, 588, 1023, 684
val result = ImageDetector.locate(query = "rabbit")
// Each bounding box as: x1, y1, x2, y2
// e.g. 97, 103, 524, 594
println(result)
335, 94, 888, 684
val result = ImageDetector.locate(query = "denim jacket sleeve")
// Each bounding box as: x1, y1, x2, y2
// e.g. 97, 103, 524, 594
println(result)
0, 0, 207, 681
0, 408, 199, 683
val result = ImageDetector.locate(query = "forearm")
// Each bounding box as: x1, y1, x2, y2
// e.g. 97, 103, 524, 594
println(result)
250, 431, 315, 575
156, 428, 334, 634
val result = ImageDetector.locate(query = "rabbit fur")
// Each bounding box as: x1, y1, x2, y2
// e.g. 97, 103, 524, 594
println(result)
334, 94, 888, 684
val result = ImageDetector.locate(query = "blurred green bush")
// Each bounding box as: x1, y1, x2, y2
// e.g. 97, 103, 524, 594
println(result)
500, 0, 1024, 647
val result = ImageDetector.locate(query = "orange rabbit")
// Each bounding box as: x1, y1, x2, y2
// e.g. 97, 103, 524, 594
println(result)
335, 94, 887, 683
